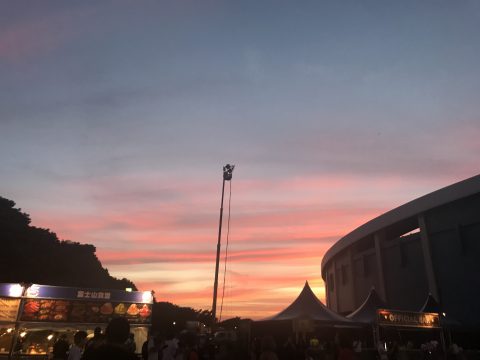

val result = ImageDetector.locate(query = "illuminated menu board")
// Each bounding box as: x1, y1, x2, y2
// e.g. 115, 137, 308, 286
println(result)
20, 299, 152, 324
0, 298, 21, 322
12, 284, 154, 324
0, 284, 24, 322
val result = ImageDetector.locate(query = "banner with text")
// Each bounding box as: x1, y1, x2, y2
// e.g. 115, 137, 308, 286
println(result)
377, 309, 440, 328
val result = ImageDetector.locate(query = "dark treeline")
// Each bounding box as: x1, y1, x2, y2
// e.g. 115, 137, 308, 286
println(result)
0, 196, 135, 290
151, 302, 214, 332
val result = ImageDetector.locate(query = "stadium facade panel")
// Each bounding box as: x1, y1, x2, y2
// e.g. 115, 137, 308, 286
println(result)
321, 175, 480, 326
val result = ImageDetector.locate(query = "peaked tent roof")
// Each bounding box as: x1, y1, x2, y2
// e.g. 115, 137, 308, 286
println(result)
419, 293, 440, 313
263, 281, 351, 323
347, 287, 387, 324
419, 293, 462, 328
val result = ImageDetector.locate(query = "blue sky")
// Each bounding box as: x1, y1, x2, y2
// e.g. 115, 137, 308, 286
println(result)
1, 1, 479, 318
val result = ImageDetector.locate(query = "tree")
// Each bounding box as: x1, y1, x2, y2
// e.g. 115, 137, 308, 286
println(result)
0, 196, 136, 290
151, 302, 214, 334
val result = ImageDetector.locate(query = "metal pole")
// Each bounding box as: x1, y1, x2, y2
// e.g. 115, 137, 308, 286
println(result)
212, 177, 226, 324
212, 164, 234, 325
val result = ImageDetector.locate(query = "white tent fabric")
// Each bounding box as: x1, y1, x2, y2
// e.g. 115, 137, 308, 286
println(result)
262, 281, 352, 324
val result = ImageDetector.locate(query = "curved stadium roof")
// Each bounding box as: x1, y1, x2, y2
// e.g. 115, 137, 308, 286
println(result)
321, 174, 480, 277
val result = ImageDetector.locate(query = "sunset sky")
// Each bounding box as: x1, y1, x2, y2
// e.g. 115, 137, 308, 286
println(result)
1, 1, 479, 320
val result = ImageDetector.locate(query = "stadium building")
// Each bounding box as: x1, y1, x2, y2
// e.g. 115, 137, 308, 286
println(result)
321, 174, 480, 327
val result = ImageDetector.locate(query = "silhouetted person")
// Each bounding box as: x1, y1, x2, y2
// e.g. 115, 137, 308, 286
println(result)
69, 331, 88, 360
53, 334, 70, 360
84, 327, 104, 352
142, 330, 161, 360
377, 341, 388, 360
259, 336, 279, 360
177, 331, 198, 360
388, 341, 399, 360
251, 337, 261, 360
125, 333, 136, 353
306, 336, 321, 360
281, 337, 296, 360
337, 337, 355, 360
323, 341, 334, 360
82, 317, 137, 360
352, 339, 362, 356
162, 332, 178, 360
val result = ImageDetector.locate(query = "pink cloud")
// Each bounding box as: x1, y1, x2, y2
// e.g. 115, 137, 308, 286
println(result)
0, 7, 92, 63
28, 172, 446, 319
135, 276, 327, 320
96, 244, 330, 265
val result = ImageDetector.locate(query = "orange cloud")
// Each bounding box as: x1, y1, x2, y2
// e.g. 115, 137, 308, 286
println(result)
96, 244, 331, 265
28, 173, 431, 319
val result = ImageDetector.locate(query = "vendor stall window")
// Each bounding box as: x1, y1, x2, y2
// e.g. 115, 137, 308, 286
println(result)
0, 326, 15, 354
15, 328, 57, 355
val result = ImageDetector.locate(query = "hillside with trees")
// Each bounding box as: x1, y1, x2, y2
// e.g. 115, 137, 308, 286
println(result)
0, 196, 135, 290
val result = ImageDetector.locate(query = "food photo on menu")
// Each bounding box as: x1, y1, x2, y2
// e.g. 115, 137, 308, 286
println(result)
20, 298, 151, 323
21, 300, 68, 321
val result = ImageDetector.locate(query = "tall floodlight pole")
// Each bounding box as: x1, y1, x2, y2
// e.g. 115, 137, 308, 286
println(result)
212, 164, 234, 324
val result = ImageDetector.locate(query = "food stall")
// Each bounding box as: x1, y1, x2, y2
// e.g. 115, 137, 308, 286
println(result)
347, 288, 446, 356
0, 283, 153, 359
0, 284, 24, 357
375, 309, 445, 354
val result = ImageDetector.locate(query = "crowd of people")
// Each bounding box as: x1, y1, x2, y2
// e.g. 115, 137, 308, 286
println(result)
249, 335, 467, 360
50, 319, 212, 360
48, 318, 471, 360
51, 319, 137, 360
250, 335, 359, 360
141, 330, 202, 360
